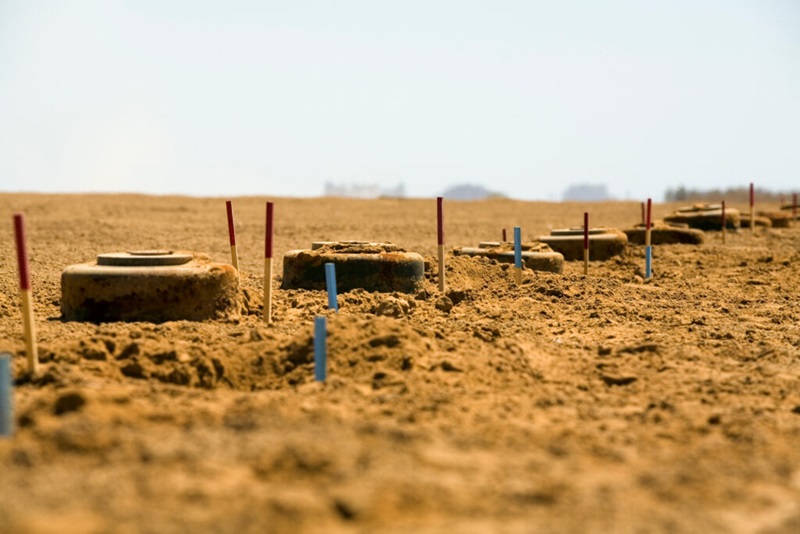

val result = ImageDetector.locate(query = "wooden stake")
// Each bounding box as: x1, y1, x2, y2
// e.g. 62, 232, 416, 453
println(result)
225, 201, 239, 278
749, 182, 755, 234
645, 198, 652, 247
437, 197, 445, 293
513, 226, 522, 285
721, 200, 727, 244
13, 215, 39, 377
264, 202, 274, 324
583, 212, 589, 276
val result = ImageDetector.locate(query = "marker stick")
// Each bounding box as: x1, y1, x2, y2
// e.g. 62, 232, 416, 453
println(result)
325, 263, 338, 312
645, 198, 652, 247
722, 200, 727, 244
0, 354, 12, 437
750, 182, 755, 234
437, 197, 445, 293
583, 212, 589, 276
264, 202, 274, 324
645, 246, 652, 279
314, 317, 327, 382
513, 226, 522, 285
225, 201, 239, 277
13, 215, 38, 377
502, 228, 507, 243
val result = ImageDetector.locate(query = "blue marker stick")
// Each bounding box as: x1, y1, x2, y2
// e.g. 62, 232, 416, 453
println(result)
645, 245, 652, 279
314, 317, 327, 382
325, 262, 338, 312
513, 226, 522, 284
0, 353, 12, 437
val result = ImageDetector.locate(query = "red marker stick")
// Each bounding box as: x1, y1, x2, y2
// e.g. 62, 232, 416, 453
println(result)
13, 214, 39, 376
225, 201, 239, 276
722, 200, 727, 244
749, 182, 755, 234
583, 212, 589, 276
502, 228, 507, 242
264, 202, 274, 324
645, 198, 652, 247
437, 197, 445, 292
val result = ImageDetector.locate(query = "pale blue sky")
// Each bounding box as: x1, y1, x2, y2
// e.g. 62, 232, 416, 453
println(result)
1, 1, 798, 200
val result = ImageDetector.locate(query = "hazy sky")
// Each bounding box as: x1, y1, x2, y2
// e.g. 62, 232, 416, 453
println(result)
1, 1, 798, 200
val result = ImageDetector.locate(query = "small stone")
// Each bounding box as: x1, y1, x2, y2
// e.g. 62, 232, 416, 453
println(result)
375, 297, 409, 318
54, 391, 87, 415
434, 296, 453, 313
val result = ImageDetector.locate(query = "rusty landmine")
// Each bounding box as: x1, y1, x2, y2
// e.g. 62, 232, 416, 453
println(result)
624, 222, 705, 245
282, 241, 424, 293
454, 241, 564, 273
61, 251, 240, 323
664, 203, 740, 231
535, 227, 627, 261
759, 211, 792, 228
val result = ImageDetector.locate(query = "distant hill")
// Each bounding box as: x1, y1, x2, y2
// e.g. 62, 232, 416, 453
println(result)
562, 184, 611, 201
441, 184, 506, 201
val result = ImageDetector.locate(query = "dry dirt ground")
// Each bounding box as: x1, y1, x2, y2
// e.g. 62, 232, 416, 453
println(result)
1, 194, 799, 534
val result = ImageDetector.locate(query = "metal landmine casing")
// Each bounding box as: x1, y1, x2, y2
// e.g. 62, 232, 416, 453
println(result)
758, 211, 791, 228
454, 242, 564, 273
282, 242, 424, 294
624, 222, 705, 245
61, 251, 240, 322
664, 203, 740, 231
536, 228, 627, 261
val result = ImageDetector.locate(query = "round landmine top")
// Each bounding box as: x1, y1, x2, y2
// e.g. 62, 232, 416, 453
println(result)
676, 203, 722, 213
283, 242, 422, 293
478, 241, 552, 252
550, 227, 609, 237
311, 241, 399, 253
97, 251, 193, 267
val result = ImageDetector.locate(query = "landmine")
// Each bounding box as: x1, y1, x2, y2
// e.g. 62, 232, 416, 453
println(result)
282, 241, 424, 293
664, 203, 740, 231
535, 228, 627, 261
740, 214, 773, 229
779, 204, 800, 220
624, 222, 705, 245
61, 251, 239, 322
453, 242, 564, 273
759, 211, 792, 228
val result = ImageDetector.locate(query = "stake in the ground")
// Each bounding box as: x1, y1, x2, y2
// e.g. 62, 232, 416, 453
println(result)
325, 263, 338, 312
750, 182, 755, 234
513, 226, 522, 285
721, 200, 727, 244
314, 316, 327, 382
645, 199, 652, 279
583, 212, 589, 276
502, 228, 507, 243
0, 353, 12, 438
264, 202, 274, 324
13, 215, 39, 377
437, 196, 445, 293
225, 201, 239, 279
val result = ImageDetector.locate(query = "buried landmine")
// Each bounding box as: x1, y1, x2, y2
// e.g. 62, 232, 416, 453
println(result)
282, 241, 425, 293
61, 251, 240, 323
624, 222, 705, 245
664, 203, 740, 231
453, 242, 564, 273
536, 227, 627, 261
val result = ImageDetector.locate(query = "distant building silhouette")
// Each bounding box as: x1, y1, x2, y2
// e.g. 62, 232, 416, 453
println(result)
324, 182, 404, 198
562, 184, 610, 201
441, 184, 506, 200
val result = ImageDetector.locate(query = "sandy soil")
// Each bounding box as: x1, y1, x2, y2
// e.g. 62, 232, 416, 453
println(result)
1, 193, 799, 533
